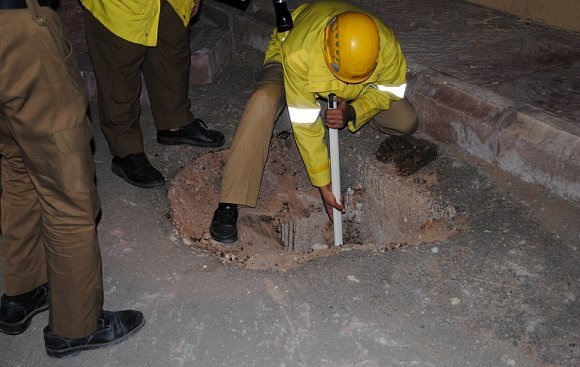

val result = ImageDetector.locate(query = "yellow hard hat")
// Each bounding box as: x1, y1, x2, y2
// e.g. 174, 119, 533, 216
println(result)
324, 12, 380, 84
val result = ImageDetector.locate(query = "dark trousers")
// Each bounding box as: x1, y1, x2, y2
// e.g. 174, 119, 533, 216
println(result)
83, 0, 194, 157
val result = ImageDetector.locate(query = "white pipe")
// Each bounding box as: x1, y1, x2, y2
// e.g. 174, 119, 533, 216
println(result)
329, 128, 343, 246
328, 94, 343, 246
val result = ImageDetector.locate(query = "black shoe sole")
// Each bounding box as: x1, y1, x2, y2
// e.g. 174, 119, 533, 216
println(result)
45, 318, 146, 358
111, 163, 165, 189
209, 226, 238, 244
0, 303, 49, 335
156, 135, 225, 148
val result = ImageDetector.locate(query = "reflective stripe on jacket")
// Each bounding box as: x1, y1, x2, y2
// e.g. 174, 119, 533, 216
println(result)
264, 0, 407, 187
81, 0, 195, 46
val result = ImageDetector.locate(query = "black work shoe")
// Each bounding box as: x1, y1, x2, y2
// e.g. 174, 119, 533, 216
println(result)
44, 309, 145, 358
111, 153, 165, 188
157, 119, 225, 147
209, 203, 239, 243
0, 283, 49, 335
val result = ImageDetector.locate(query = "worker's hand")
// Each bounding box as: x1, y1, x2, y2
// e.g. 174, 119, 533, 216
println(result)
191, 0, 202, 18
319, 184, 346, 222
325, 97, 355, 129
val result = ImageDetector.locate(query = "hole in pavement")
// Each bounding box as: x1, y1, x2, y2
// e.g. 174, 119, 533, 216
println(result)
168, 134, 466, 270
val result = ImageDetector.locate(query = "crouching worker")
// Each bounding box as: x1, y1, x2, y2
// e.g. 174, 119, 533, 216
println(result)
209, 0, 418, 243
0, 0, 144, 358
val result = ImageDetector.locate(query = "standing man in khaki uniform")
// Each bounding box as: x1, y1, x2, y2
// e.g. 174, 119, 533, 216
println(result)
82, 0, 225, 188
0, 0, 144, 358
209, 1, 418, 243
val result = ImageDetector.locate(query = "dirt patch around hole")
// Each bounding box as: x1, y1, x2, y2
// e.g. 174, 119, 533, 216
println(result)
375, 135, 439, 176
168, 134, 467, 271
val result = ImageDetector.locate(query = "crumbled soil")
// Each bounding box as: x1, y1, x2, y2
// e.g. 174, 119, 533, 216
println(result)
168, 134, 466, 271
375, 135, 439, 176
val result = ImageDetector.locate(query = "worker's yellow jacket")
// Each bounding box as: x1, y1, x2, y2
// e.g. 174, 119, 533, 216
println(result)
265, 0, 407, 187
81, 0, 196, 46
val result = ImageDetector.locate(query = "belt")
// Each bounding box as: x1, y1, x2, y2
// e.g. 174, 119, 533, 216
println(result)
0, 0, 55, 9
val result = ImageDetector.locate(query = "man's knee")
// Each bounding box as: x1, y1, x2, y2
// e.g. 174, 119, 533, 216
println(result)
372, 99, 419, 136
399, 114, 419, 136
371, 113, 419, 136
250, 84, 285, 109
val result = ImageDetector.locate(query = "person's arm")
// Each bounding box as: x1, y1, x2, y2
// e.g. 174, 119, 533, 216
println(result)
319, 184, 345, 222
284, 69, 348, 220
349, 31, 408, 131
325, 97, 356, 130
283, 62, 329, 185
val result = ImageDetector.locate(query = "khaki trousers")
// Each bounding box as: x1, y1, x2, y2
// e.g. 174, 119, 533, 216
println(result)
83, 0, 194, 157
0, 2, 103, 338
219, 62, 418, 207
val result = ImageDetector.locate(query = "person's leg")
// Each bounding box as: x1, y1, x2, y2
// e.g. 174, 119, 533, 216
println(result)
0, 4, 103, 338
142, 0, 192, 130
83, 6, 165, 188
1, 2, 144, 356
144, 0, 225, 147
82, 7, 146, 157
0, 153, 47, 295
210, 62, 285, 243
0, 117, 50, 336
369, 98, 419, 136
219, 62, 286, 207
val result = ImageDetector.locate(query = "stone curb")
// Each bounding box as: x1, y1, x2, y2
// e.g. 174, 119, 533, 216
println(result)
407, 66, 580, 201
202, 0, 580, 203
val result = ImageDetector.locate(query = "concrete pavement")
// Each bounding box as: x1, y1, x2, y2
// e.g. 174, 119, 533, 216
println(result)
1, 1, 579, 366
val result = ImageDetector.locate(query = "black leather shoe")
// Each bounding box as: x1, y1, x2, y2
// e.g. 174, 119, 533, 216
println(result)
0, 283, 49, 335
157, 119, 225, 147
209, 203, 239, 243
44, 309, 145, 358
111, 153, 165, 188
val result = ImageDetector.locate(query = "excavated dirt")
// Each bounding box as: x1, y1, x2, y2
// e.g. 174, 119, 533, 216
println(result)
168, 134, 467, 270
375, 135, 439, 176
